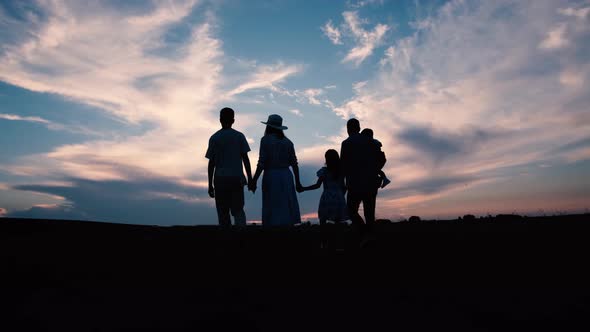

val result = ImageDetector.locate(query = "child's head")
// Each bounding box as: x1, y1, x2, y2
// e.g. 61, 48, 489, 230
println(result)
325, 149, 340, 175
361, 128, 374, 139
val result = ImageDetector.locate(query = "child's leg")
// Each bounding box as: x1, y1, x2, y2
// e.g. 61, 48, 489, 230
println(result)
319, 218, 328, 248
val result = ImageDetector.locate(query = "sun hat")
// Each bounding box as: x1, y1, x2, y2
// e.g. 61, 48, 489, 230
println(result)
261, 114, 288, 130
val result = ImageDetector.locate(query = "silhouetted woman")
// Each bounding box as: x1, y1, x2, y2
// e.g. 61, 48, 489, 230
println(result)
250, 114, 302, 226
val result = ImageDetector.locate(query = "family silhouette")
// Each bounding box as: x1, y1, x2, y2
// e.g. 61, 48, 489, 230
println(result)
206, 107, 387, 245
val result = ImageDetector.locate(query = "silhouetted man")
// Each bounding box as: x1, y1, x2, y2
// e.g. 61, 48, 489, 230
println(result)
206, 107, 253, 227
340, 118, 380, 235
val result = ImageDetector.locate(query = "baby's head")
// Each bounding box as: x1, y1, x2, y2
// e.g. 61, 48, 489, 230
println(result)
361, 128, 374, 139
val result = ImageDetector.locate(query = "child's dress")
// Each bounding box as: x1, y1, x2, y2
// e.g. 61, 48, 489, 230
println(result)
317, 167, 349, 222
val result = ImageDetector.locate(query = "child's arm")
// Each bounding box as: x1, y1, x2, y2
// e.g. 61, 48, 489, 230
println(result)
299, 177, 323, 192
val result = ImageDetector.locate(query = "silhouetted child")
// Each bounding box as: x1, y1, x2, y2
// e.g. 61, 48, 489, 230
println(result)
298, 149, 348, 248
361, 128, 390, 188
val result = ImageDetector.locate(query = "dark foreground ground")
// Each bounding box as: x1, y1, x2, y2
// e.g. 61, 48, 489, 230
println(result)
1, 215, 590, 331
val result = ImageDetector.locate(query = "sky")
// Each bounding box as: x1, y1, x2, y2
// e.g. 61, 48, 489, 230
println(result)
0, 0, 589, 225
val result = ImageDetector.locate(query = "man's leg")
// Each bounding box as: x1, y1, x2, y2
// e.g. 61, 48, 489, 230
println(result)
229, 177, 246, 227
346, 189, 364, 227
362, 189, 378, 232
347, 189, 367, 244
214, 178, 231, 227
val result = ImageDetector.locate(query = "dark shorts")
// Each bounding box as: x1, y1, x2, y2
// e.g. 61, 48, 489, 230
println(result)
214, 176, 244, 207
214, 176, 245, 226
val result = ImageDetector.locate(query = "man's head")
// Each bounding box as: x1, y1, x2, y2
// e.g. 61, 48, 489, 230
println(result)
361, 128, 374, 139
347, 118, 360, 136
219, 107, 235, 128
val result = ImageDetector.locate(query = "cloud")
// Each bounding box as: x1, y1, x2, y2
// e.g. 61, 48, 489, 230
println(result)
341, 11, 389, 66
396, 125, 501, 166
321, 11, 389, 66
0, 112, 102, 136
558, 6, 590, 19
227, 63, 303, 96
288, 109, 303, 117
299, 88, 323, 105
387, 174, 478, 198
539, 24, 569, 49
8, 172, 216, 225
321, 20, 342, 45
0, 1, 304, 185
348, 0, 385, 9
333, 0, 590, 209
270, 86, 336, 109
0, 113, 50, 124
0, 1, 222, 180
0, 207, 6, 216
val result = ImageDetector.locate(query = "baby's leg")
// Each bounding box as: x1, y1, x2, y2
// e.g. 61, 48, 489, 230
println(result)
379, 170, 391, 188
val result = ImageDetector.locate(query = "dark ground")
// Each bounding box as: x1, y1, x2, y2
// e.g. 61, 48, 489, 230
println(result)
1, 214, 590, 331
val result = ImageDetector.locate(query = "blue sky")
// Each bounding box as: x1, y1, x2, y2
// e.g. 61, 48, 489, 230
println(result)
1, 0, 589, 224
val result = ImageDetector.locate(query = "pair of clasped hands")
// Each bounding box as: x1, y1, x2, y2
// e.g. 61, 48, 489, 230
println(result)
247, 178, 304, 194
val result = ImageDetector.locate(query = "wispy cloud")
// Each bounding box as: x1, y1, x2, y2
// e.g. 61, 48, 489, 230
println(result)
0, 113, 50, 124
321, 20, 342, 45
0, 0, 303, 184
0, 113, 102, 136
322, 11, 389, 66
227, 63, 303, 96
288, 109, 303, 117
347, 0, 385, 9
539, 24, 569, 49
341, 11, 389, 66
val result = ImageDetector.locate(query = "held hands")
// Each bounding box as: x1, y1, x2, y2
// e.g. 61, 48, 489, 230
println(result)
296, 183, 304, 193
208, 185, 215, 198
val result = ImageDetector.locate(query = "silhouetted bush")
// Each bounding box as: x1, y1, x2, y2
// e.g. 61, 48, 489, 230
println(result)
409, 216, 421, 222
463, 214, 476, 221
495, 214, 523, 221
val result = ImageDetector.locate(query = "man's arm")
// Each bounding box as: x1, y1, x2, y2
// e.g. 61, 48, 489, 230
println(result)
340, 140, 348, 187
207, 159, 215, 198
250, 165, 262, 193
242, 153, 252, 185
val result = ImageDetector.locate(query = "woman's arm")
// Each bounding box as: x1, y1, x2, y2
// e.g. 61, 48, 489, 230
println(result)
292, 164, 301, 188
250, 165, 263, 193
289, 141, 302, 191
249, 139, 265, 193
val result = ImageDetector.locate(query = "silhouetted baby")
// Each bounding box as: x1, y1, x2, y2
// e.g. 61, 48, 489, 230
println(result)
361, 128, 390, 188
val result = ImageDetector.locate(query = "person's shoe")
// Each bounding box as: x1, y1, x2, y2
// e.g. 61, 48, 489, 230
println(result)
381, 177, 391, 188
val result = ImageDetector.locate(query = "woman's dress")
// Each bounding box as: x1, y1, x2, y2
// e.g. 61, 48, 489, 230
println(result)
258, 134, 301, 226
316, 167, 348, 222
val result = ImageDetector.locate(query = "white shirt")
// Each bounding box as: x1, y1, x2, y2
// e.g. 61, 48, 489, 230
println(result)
205, 128, 251, 180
